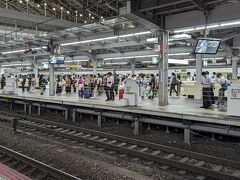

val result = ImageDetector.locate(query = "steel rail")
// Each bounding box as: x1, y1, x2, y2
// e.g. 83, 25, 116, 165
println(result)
0, 111, 240, 179
0, 145, 81, 180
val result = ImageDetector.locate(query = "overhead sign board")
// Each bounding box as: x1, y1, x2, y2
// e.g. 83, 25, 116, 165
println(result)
152, 56, 158, 64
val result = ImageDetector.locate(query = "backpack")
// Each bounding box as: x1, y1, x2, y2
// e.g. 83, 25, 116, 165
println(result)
222, 82, 229, 91
171, 77, 178, 86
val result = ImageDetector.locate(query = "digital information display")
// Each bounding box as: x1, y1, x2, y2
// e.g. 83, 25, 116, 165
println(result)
49, 55, 65, 64
194, 38, 221, 54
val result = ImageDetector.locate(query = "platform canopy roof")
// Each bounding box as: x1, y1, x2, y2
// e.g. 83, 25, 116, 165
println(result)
0, 0, 239, 69
0, 0, 127, 23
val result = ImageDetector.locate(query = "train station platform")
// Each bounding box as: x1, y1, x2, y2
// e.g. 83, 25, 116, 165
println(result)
0, 89, 239, 144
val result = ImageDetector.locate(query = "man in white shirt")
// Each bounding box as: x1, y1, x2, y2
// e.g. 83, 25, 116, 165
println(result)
201, 71, 212, 109
105, 72, 114, 101
206, 71, 215, 105
186, 72, 194, 81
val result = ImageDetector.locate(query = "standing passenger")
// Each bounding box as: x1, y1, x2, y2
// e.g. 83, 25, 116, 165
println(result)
201, 72, 212, 109
169, 73, 178, 96
39, 75, 46, 95
206, 71, 215, 105
78, 76, 84, 98
1, 74, 6, 89
216, 73, 227, 107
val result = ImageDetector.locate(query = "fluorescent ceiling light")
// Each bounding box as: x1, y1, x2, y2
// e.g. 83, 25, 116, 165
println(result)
169, 34, 192, 41
174, 20, 240, 33
169, 52, 191, 56
103, 54, 158, 61
147, 38, 158, 43
168, 59, 189, 65
202, 57, 224, 60
105, 62, 129, 65
65, 59, 89, 62
221, 21, 240, 27
103, 53, 191, 61
142, 61, 152, 64
1, 49, 25, 55
118, 31, 151, 38
1, 63, 31, 67
61, 31, 151, 46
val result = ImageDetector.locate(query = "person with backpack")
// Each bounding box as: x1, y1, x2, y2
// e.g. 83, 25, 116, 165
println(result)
216, 73, 227, 108
169, 73, 178, 96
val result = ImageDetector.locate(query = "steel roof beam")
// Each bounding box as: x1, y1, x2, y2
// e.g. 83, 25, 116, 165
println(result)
138, 0, 191, 12
190, 0, 206, 12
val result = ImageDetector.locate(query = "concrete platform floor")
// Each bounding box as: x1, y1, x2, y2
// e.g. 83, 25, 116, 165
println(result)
2, 88, 229, 120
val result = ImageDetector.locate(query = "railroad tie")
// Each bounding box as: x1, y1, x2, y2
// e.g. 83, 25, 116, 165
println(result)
151, 150, 161, 156
117, 142, 127, 147
179, 157, 189, 163
195, 161, 205, 167
90, 136, 99, 140
212, 165, 223, 172
82, 134, 91, 138
75, 132, 84, 136
37, 124, 45, 127
232, 170, 240, 177
107, 140, 117, 144
128, 145, 137, 149
55, 128, 63, 131
196, 175, 205, 180
60, 129, 70, 133
164, 154, 174, 159
68, 131, 77, 134
160, 165, 169, 170
98, 138, 108, 142
139, 148, 148, 152
178, 170, 186, 175
24, 167, 38, 176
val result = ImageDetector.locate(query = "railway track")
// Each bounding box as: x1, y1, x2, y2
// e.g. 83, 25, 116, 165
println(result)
0, 111, 240, 180
0, 145, 81, 180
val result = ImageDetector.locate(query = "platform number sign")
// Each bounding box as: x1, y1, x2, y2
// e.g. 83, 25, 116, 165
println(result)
203, 60, 208, 67
152, 56, 158, 64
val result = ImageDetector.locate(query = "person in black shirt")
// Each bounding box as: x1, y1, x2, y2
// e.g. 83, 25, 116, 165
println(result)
1, 74, 6, 89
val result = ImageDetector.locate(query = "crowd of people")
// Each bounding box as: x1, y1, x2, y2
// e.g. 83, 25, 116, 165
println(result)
54, 73, 160, 101
0, 71, 232, 108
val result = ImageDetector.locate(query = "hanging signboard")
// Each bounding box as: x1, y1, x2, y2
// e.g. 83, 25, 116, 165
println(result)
152, 56, 158, 64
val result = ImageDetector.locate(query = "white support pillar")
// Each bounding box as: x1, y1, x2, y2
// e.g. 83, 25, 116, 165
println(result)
92, 60, 97, 75
196, 54, 203, 83
32, 55, 39, 79
232, 57, 239, 80
130, 60, 136, 75
49, 64, 55, 96
34, 64, 39, 79
158, 31, 169, 106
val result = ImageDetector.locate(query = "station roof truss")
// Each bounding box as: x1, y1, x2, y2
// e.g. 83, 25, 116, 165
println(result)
132, 0, 231, 17
0, 0, 127, 23
0, 0, 239, 69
